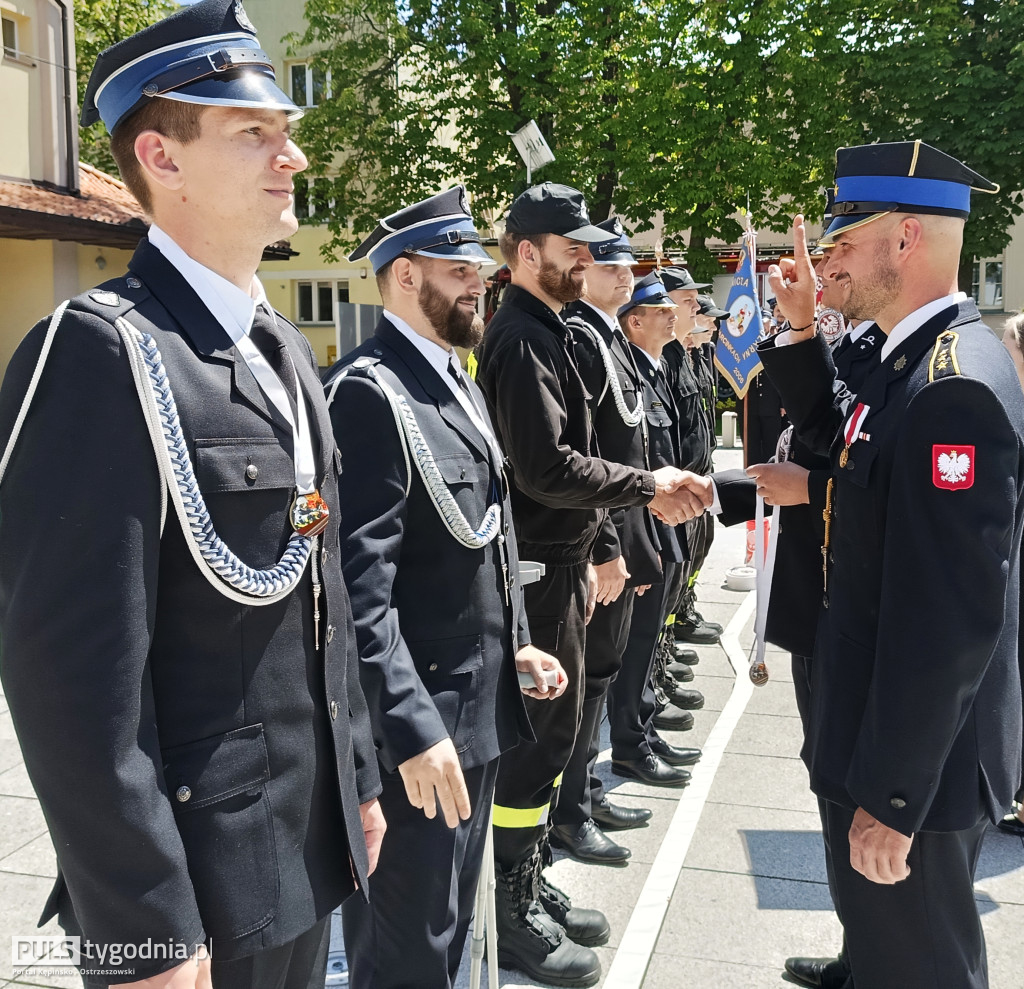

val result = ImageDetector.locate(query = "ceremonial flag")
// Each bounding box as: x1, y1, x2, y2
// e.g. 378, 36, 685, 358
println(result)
715, 231, 765, 399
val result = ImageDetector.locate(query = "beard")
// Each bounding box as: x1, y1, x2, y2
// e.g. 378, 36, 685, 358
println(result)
419, 279, 485, 349
842, 238, 902, 321
538, 257, 586, 304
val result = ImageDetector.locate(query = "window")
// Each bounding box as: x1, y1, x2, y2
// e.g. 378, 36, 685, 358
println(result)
289, 61, 330, 107
297, 280, 331, 323
297, 280, 349, 323
2, 14, 18, 58
293, 178, 334, 221
972, 259, 1004, 310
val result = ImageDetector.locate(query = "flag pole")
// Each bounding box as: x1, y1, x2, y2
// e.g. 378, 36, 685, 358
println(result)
742, 216, 756, 467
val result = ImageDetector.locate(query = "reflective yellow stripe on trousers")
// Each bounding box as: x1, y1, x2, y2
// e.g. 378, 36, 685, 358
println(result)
492, 774, 562, 829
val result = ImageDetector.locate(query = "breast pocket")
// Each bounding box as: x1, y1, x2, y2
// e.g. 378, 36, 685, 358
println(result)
645, 402, 672, 429
433, 454, 485, 490
195, 437, 295, 493
408, 633, 485, 754
193, 439, 296, 564
615, 371, 639, 402
838, 439, 878, 489
162, 724, 279, 941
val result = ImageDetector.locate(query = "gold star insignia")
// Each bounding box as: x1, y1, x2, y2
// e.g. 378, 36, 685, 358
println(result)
894, 355, 907, 371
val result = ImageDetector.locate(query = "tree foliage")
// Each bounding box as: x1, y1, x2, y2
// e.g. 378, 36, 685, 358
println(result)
75, 0, 179, 176
294, 0, 1024, 276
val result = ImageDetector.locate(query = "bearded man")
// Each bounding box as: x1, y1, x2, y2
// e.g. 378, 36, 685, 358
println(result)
474, 182, 704, 987
322, 188, 569, 989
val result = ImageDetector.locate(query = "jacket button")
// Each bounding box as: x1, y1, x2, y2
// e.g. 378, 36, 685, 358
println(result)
126, 276, 142, 289
429, 663, 438, 672
460, 468, 466, 479
245, 463, 259, 480
330, 700, 339, 720
504, 523, 509, 534
175, 786, 191, 803
321, 545, 328, 565
326, 624, 335, 644
889, 796, 906, 810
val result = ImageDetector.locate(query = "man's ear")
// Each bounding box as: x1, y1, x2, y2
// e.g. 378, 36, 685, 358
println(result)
518, 238, 540, 271
134, 130, 185, 192
389, 256, 419, 298
896, 217, 924, 256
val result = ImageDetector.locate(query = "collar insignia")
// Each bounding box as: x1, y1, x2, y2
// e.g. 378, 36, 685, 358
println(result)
893, 354, 907, 371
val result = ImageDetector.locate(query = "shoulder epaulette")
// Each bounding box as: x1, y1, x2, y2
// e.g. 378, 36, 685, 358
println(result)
73, 274, 150, 322
928, 330, 961, 382
349, 355, 382, 371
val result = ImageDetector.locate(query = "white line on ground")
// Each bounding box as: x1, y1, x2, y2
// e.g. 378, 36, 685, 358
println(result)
601, 589, 758, 989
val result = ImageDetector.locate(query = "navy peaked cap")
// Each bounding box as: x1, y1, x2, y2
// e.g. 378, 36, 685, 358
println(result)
821, 140, 999, 244
349, 186, 495, 273
82, 0, 299, 133
592, 217, 637, 266
619, 272, 677, 317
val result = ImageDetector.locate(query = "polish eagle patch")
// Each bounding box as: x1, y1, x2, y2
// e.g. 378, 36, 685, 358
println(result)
933, 445, 974, 490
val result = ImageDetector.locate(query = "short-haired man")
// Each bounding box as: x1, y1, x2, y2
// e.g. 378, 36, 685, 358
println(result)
608, 274, 703, 785
551, 218, 674, 864
0, 3, 383, 987
760, 142, 1024, 989
322, 188, 567, 989
475, 183, 704, 987
660, 269, 723, 651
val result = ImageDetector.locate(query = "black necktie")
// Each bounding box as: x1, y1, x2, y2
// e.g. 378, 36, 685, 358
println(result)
249, 306, 298, 405
447, 358, 477, 406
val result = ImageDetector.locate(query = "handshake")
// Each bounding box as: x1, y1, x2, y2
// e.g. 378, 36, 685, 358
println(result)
648, 467, 713, 526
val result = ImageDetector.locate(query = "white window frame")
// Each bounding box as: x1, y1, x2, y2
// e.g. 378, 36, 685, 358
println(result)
296, 280, 336, 324
972, 257, 1004, 311
288, 61, 331, 108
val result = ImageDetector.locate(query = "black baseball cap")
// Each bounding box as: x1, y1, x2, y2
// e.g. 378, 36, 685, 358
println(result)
505, 182, 609, 242
660, 267, 711, 292
697, 294, 729, 319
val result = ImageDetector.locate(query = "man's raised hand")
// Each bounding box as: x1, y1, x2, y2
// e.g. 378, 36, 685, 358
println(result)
767, 215, 818, 339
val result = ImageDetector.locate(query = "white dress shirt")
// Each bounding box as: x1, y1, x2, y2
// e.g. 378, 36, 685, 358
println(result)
148, 224, 268, 336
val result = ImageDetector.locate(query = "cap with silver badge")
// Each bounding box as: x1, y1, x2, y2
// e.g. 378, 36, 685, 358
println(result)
349, 186, 495, 274
591, 217, 637, 266
81, 0, 300, 134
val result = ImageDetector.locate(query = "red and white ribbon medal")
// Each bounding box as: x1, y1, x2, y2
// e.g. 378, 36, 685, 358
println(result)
839, 403, 870, 468
933, 445, 975, 490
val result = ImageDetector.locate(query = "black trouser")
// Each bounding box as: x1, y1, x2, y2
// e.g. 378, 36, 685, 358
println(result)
673, 514, 714, 620
608, 561, 681, 760
493, 562, 588, 867
792, 653, 813, 729
823, 800, 988, 989
343, 761, 498, 989
82, 918, 332, 989
554, 589, 635, 827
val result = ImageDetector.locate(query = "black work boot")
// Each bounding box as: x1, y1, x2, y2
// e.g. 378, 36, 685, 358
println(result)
674, 607, 723, 644
494, 852, 601, 987
538, 873, 611, 947
538, 834, 611, 944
